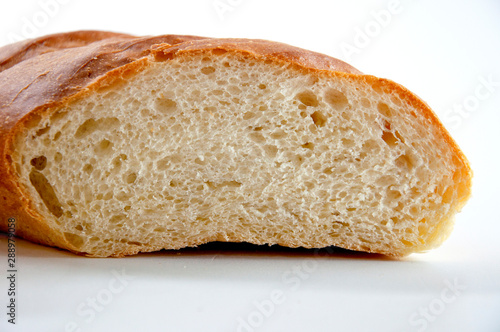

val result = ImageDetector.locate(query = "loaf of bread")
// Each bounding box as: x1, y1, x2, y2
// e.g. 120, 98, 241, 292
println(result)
0, 31, 472, 257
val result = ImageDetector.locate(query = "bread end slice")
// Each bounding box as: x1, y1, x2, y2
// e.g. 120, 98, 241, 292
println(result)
0, 36, 472, 257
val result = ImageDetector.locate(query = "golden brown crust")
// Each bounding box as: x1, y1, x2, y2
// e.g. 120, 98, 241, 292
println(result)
153, 38, 363, 74
0, 31, 472, 257
0, 30, 134, 73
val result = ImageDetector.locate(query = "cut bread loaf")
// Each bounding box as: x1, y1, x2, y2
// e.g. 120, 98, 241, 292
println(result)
0, 31, 472, 257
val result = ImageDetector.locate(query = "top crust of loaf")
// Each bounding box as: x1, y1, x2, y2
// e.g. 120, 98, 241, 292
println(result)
0, 30, 211, 73
0, 31, 472, 256
0, 30, 134, 73
152, 38, 363, 75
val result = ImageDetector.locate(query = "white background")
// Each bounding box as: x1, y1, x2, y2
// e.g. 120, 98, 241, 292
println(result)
1, 0, 500, 331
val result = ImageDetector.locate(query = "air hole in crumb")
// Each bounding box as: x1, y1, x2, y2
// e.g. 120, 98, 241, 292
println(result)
212, 48, 227, 55
53, 131, 61, 141
296, 90, 319, 107
54, 152, 62, 163
323, 167, 333, 175
228, 85, 241, 94
361, 98, 371, 108
391, 95, 403, 106
63, 232, 84, 248
395, 154, 414, 170
256, 206, 268, 214
75, 119, 97, 138
305, 181, 315, 190
249, 132, 266, 144
301, 142, 314, 150
201, 66, 216, 75
324, 88, 349, 110
382, 131, 398, 147
243, 112, 255, 120
342, 138, 355, 148
258, 84, 267, 90
75, 117, 119, 138
270, 129, 286, 139
50, 110, 68, 123
220, 181, 242, 188
125, 172, 137, 184
310, 111, 327, 127
400, 239, 414, 247
83, 164, 93, 174
29, 170, 63, 217
30, 156, 47, 170
35, 125, 50, 137
263, 145, 278, 158
378, 102, 392, 117
116, 191, 132, 201
95, 139, 113, 156
154, 98, 177, 113
112, 154, 127, 169
381, 119, 392, 131
387, 190, 402, 201
394, 130, 404, 143
194, 157, 206, 165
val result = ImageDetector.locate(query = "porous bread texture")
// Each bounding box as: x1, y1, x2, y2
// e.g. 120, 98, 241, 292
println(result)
14, 50, 468, 257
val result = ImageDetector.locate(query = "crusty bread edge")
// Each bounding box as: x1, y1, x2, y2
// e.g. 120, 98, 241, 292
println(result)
0, 30, 135, 73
